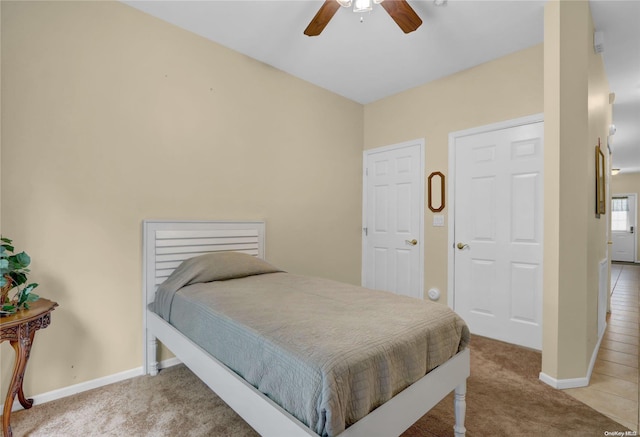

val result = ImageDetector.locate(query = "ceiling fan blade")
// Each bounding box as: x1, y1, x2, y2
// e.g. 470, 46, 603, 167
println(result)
304, 0, 341, 36
380, 0, 423, 34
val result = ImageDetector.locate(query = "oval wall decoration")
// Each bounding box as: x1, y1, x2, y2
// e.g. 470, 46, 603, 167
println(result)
428, 171, 445, 212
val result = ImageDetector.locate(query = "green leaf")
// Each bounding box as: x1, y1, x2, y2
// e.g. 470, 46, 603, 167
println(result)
0, 239, 14, 252
0, 259, 8, 273
9, 272, 27, 286
23, 283, 39, 294
14, 252, 31, 268
1, 304, 16, 312
26, 293, 39, 302
0, 237, 13, 244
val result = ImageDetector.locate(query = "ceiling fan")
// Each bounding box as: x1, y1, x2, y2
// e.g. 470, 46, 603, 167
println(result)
304, 0, 423, 36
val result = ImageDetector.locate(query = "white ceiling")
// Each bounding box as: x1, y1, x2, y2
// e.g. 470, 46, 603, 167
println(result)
124, 0, 640, 173
591, 0, 640, 175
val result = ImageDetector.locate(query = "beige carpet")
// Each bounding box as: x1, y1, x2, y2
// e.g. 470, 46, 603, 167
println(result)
7, 336, 631, 436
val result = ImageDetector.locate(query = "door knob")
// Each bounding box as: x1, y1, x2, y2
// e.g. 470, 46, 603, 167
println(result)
405, 239, 418, 246
457, 242, 469, 250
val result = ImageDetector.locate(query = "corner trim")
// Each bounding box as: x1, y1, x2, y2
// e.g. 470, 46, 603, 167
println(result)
538, 372, 588, 389
539, 323, 605, 390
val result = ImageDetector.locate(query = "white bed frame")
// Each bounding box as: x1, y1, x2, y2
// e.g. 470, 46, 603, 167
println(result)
143, 220, 469, 437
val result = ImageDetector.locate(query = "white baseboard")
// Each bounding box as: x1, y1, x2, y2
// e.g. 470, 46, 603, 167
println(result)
538, 372, 588, 389
12, 357, 181, 412
539, 325, 605, 390
158, 357, 182, 369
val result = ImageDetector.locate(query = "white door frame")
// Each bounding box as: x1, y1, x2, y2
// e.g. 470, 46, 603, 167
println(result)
447, 113, 544, 309
611, 192, 638, 263
362, 139, 425, 295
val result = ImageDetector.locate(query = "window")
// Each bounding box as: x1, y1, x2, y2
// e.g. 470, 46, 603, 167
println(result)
611, 197, 629, 231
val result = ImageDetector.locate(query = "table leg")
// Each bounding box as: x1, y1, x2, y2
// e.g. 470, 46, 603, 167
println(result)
16, 330, 36, 409
2, 332, 34, 437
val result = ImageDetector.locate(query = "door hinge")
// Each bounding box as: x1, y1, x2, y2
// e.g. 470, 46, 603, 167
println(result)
363, 227, 368, 236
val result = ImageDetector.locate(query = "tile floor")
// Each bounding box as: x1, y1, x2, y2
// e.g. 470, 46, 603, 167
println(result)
565, 262, 639, 432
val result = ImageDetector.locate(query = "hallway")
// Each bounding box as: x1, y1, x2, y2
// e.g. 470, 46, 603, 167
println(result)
565, 262, 640, 431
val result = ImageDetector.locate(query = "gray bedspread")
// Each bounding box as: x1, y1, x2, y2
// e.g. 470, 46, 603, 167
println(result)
153, 256, 469, 437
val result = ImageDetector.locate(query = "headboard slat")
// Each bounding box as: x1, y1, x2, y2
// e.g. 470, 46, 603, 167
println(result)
156, 229, 258, 239
155, 247, 259, 262
156, 236, 260, 249
156, 242, 259, 255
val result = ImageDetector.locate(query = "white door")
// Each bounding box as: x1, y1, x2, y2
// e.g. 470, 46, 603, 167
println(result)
452, 121, 544, 350
362, 140, 424, 299
611, 194, 637, 262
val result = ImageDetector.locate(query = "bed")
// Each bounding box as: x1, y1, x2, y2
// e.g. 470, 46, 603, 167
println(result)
143, 220, 470, 437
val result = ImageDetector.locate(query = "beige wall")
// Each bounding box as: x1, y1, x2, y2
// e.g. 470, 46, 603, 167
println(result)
542, 0, 611, 380
364, 44, 544, 304
1, 1, 363, 400
611, 172, 640, 262
0, 1, 2, 230
586, 1, 613, 365
1, 0, 620, 404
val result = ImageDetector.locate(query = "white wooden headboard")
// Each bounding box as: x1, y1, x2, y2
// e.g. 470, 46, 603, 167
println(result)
142, 220, 266, 370
143, 220, 266, 304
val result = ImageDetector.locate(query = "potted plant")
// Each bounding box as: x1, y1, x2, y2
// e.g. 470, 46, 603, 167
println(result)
1, 237, 39, 316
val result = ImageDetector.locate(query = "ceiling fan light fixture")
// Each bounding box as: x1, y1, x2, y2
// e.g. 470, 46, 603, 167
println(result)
353, 0, 373, 13
305, 0, 421, 36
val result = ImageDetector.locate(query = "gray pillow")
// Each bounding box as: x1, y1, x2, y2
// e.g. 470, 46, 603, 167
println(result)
153, 252, 282, 320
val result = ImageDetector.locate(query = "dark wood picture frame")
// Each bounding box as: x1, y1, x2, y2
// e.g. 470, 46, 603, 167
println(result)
595, 144, 606, 217
428, 171, 445, 212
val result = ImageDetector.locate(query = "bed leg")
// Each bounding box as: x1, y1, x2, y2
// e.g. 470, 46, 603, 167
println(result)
453, 381, 467, 437
148, 335, 159, 376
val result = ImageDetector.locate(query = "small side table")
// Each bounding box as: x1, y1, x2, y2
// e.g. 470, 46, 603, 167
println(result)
1, 298, 58, 437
